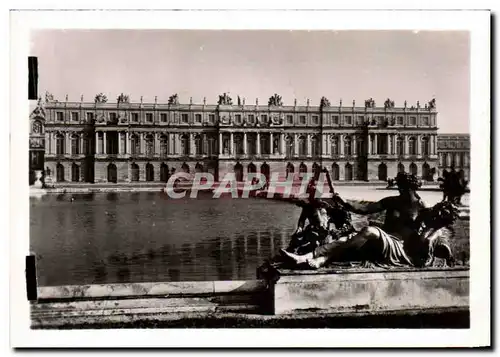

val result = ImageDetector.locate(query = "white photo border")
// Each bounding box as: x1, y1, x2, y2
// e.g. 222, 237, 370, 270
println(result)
9, 9, 490, 348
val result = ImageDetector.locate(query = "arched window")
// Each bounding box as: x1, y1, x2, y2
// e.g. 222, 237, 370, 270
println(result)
145, 134, 154, 157
286, 163, 294, 177
408, 137, 417, 156
397, 136, 404, 156
160, 163, 169, 182
398, 163, 405, 173
410, 162, 418, 176
344, 136, 352, 156
180, 135, 190, 156
331, 136, 339, 155
311, 136, 320, 157
56, 163, 65, 182
299, 162, 307, 173
107, 163, 117, 183
331, 163, 340, 180
421, 136, 430, 156
422, 163, 431, 181
344, 163, 353, 181
298, 136, 307, 157
56, 134, 65, 155
247, 163, 256, 173
130, 163, 139, 181
71, 134, 80, 155
71, 163, 80, 182
194, 135, 202, 156
130, 134, 140, 156
260, 162, 270, 181
160, 134, 169, 157
234, 163, 243, 182
181, 162, 190, 173
195, 162, 204, 173
285, 135, 294, 158
378, 163, 387, 181
145, 163, 154, 182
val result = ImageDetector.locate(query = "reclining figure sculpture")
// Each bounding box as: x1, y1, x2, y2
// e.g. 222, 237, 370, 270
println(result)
277, 171, 459, 270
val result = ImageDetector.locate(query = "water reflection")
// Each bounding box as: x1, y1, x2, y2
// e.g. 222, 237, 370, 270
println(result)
30, 192, 300, 286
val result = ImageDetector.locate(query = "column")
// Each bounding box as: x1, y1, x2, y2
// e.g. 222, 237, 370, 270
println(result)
256, 132, 261, 155
103, 132, 107, 155
280, 133, 285, 155
325, 134, 330, 156
386, 134, 390, 155
294, 133, 299, 157
340, 135, 344, 156
125, 132, 129, 154
48, 132, 53, 155
307, 134, 312, 157
367, 135, 372, 155
243, 132, 248, 155
269, 132, 273, 154
140, 133, 145, 155
392, 134, 396, 155
190, 133, 195, 156
230, 132, 234, 155
202, 134, 208, 156
155, 133, 160, 156
65, 132, 70, 155
353, 135, 357, 155
433, 135, 437, 155
373, 134, 378, 155
404, 135, 409, 155
95, 132, 99, 154
417, 134, 422, 156
219, 132, 223, 155
80, 133, 84, 155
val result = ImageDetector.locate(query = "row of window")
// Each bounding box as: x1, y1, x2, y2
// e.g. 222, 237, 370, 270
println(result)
439, 153, 470, 167
51, 111, 433, 127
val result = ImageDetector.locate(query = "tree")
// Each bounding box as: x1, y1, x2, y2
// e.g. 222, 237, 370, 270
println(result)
268, 93, 283, 107
94, 93, 108, 104
117, 93, 130, 104
168, 94, 179, 105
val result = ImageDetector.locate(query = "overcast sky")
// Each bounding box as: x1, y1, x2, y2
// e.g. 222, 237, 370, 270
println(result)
30, 30, 470, 133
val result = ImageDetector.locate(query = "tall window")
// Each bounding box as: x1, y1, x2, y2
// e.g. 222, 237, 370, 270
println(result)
286, 115, 293, 124
71, 112, 79, 122
312, 115, 319, 125
56, 134, 65, 155
408, 137, 417, 155
285, 135, 294, 157
71, 134, 80, 155
208, 114, 215, 123
397, 136, 404, 155
145, 135, 154, 157
207, 136, 216, 156
331, 136, 339, 155
261, 115, 268, 123
247, 133, 256, 155
299, 115, 306, 124
160, 113, 168, 123
332, 115, 339, 125
109, 113, 117, 123
409, 117, 417, 126
311, 135, 319, 157
234, 115, 242, 124
397, 116, 404, 125
180, 135, 189, 155
195, 135, 202, 155
345, 116, 352, 125
160, 135, 169, 156
298, 136, 307, 156
86, 112, 94, 123
56, 112, 64, 122
234, 134, 243, 155
130, 134, 140, 155
260, 134, 270, 155
181, 114, 189, 124
247, 115, 255, 124
195, 114, 202, 123
344, 136, 352, 156
146, 113, 153, 123
421, 137, 430, 155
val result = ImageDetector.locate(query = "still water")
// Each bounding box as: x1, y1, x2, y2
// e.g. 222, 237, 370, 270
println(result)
30, 192, 301, 286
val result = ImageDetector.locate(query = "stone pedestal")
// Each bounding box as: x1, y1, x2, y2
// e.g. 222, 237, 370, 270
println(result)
258, 265, 469, 315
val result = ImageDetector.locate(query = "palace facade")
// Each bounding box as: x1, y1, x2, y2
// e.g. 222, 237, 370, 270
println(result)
437, 134, 470, 180
29, 94, 441, 184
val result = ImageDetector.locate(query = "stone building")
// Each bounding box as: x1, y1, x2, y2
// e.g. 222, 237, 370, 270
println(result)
29, 93, 440, 184
436, 134, 470, 180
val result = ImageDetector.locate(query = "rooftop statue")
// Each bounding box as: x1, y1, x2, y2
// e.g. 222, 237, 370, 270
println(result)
117, 93, 130, 104
218, 93, 233, 105
168, 93, 179, 105
94, 93, 108, 104
320, 96, 331, 108
384, 98, 395, 109
268, 93, 283, 107
364, 98, 375, 108
44, 91, 54, 103
428, 98, 437, 110
279, 171, 460, 269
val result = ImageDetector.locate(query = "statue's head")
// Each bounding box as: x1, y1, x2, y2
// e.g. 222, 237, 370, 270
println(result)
395, 172, 421, 193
